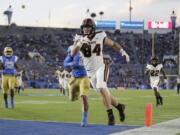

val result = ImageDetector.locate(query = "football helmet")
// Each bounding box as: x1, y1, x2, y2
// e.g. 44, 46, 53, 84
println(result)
150, 56, 158, 66
3, 47, 13, 57
81, 18, 96, 36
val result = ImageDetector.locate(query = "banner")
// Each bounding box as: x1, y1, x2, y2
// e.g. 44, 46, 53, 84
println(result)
95, 20, 116, 29
148, 21, 172, 29
120, 21, 144, 29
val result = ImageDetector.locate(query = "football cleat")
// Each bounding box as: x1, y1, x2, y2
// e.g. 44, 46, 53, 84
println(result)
81, 119, 88, 127
108, 117, 115, 126
119, 104, 126, 122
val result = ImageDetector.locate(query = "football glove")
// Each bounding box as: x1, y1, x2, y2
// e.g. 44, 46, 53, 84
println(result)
120, 49, 130, 62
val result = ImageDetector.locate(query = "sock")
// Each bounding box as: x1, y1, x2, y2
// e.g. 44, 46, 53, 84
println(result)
10, 96, 14, 108
10, 90, 15, 108
82, 112, 87, 121
107, 109, 114, 120
156, 96, 160, 105
81, 112, 88, 126
3, 93, 8, 108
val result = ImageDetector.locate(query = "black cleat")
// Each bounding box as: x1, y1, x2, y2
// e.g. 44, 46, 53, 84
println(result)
107, 109, 115, 126
118, 104, 125, 122
108, 117, 115, 126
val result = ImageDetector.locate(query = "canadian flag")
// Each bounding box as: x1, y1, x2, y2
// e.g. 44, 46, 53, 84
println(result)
148, 21, 172, 29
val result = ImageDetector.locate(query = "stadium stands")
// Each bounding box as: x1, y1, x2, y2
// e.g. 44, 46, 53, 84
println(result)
0, 25, 179, 89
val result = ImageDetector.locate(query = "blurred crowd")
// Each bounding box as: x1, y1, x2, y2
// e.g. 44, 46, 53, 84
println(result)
0, 25, 179, 89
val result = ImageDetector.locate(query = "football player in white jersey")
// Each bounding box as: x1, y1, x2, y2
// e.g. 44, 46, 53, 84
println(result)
71, 18, 130, 125
61, 69, 71, 96
55, 66, 65, 95
146, 56, 167, 107
15, 70, 24, 93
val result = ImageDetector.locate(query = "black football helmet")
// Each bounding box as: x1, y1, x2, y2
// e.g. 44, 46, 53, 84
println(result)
81, 18, 96, 36
150, 56, 158, 66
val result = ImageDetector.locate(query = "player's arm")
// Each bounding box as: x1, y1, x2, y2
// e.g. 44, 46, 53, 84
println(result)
161, 68, 167, 79
104, 37, 130, 62
64, 55, 74, 68
71, 35, 83, 56
145, 69, 150, 76
71, 45, 80, 56
15, 63, 19, 70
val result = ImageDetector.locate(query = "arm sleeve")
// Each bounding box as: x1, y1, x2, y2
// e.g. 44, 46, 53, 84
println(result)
63, 55, 74, 68
15, 56, 18, 62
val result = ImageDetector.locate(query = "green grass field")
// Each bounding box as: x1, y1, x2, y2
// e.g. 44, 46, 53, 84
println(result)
0, 89, 180, 126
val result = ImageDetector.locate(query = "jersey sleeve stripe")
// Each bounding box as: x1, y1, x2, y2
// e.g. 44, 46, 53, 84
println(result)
104, 64, 109, 82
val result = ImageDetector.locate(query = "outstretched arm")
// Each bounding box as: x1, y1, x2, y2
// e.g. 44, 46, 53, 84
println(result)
71, 34, 83, 56
104, 37, 130, 62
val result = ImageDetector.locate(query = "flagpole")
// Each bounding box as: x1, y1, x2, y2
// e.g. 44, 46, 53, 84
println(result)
152, 32, 155, 57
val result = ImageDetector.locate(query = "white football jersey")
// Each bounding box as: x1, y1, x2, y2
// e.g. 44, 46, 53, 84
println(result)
62, 70, 71, 81
146, 64, 163, 78
61, 70, 71, 89
78, 31, 106, 75
16, 71, 23, 86
55, 70, 63, 84
146, 63, 163, 88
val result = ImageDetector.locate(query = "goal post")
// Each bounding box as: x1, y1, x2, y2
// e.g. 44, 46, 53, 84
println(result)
152, 32, 155, 57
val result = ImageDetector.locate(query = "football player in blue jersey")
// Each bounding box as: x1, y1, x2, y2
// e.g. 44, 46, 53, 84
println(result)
0, 47, 19, 108
64, 45, 90, 127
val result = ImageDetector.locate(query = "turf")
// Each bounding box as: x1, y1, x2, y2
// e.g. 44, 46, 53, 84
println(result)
0, 89, 180, 125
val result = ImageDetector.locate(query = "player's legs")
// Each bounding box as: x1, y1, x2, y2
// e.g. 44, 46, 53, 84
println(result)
59, 80, 65, 95
79, 77, 90, 127
22, 82, 25, 91
8, 76, 16, 108
64, 80, 69, 96
68, 78, 80, 101
110, 95, 126, 122
80, 95, 88, 127
2, 75, 9, 108
151, 79, 163, 106
153, 87, 163, 106
98, 88, 115, 125
90, 70, 115, 125
99, 64, 126, 123
95, 65, 116, 125
18, 80, 23, 93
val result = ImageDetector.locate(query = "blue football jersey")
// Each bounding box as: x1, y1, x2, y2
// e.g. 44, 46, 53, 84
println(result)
64, 46, 87, 78
0, 55, 18, 75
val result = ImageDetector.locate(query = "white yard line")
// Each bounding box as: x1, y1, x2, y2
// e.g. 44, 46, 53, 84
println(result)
15, 100, 67, 104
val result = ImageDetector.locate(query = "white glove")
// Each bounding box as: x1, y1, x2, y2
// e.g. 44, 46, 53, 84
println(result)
73, 34, 81, 43
73, 36, 89, 48
120, 49, 130, 62
73, 34, 83, 48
